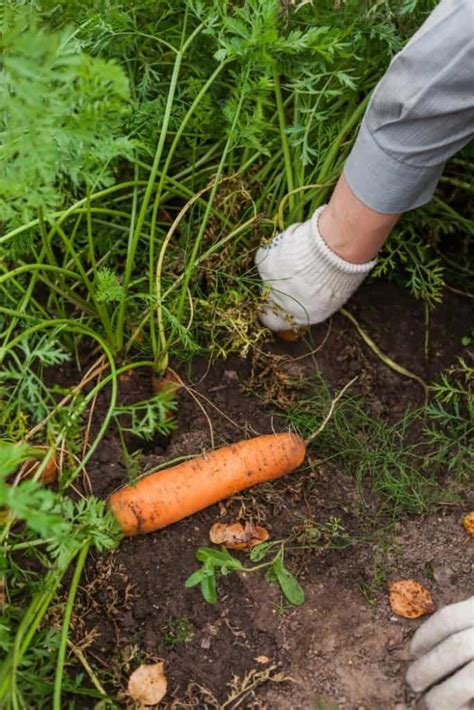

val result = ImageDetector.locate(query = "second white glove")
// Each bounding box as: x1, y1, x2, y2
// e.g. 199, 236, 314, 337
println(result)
406, 596, 474, 710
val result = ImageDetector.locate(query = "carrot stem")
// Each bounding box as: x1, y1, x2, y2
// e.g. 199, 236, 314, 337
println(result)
304, 376, 358, 446
53, 542, 91, 710
340, 307, 429, 404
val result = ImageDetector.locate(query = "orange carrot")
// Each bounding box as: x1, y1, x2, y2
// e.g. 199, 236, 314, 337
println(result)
277, 328, 307, 343
151, 369, 182, 396
23, 447, 58, 485
151, 370, 182, 423
108, 433, 306, 536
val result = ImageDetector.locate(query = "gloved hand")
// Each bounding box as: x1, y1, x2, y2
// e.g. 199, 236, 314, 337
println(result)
406, 596, 474, 709
255, 206, 376, 331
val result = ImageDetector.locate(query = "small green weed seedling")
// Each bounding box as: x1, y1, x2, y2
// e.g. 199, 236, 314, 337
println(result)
185, 542, 305, 607
286, 367, 473, 517
161, 616, 194, 646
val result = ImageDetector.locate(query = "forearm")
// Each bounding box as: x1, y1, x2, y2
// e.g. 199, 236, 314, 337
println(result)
343, 0, 474, 216
256, 0, 474, 332
321, 0, 474, 265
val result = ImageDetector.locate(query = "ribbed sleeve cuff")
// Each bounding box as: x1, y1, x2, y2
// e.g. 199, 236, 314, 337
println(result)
343, 121, 446, 214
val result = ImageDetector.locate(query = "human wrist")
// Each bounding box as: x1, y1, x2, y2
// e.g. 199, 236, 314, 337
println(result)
318, 175, 400, 264
310, 207, 376, 277
318, 203, 381, 264
318, 204, 357, 261
255, 205, 376, 330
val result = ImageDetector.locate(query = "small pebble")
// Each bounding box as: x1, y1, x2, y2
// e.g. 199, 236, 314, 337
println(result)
433, 565, 456, 586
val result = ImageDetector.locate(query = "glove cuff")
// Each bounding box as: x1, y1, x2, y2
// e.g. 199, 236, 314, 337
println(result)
310, 206, 377, 275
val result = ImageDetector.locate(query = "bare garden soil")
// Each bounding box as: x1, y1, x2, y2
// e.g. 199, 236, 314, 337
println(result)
68, 282, 473, 709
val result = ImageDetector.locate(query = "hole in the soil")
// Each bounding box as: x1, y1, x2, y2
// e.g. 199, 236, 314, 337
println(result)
125, 430, 170, 456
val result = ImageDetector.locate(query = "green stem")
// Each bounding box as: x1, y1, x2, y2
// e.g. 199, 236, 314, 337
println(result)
38, 207, 57, 266
157, 215, 258, 308
4, 538, 53, 552
0, 263, 80, 288
433, 197, 474, 233
0, 562, 73, 702
173, 70, 250, 346
0, 181, 150, 246
38, 274, 95, 316
0, 275, 49, 319
273, 61, 294, 210
52, 224, 114, 345
148, 61, 228, 359
53, 542, 91, 710
0, 322, 117, 482
86, 190, 97, 271
439, 176, 474, 192
318, 105, 362, 180
0, 247, 48, 348
117, 20, 205, 352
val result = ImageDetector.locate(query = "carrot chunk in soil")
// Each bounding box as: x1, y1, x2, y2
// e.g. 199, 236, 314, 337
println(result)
463, 511, 474, 536
209, 520, 270, 550
388, 579, 435, 619
108, 433, 306, 535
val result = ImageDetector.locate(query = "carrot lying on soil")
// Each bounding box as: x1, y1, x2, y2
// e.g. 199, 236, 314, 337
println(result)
108, 432, 306, 536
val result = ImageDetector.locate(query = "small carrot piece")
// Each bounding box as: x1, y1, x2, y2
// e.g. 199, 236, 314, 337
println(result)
108, 433, 306, 536
151, 369, 181, 396
23, 447, 58, 485
277, 328, 307, 343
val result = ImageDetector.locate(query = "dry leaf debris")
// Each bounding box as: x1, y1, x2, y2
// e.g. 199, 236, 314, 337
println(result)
128, 662, 167, 706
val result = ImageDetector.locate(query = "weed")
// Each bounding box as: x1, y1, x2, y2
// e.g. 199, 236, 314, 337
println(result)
161, 617, 194, 646
112, 392, 176, 441
359, 544, 400, 606
285, 372, 472, 517
292, 516, 350, 551
186, 541, 304, 606
222, 664, 290, 708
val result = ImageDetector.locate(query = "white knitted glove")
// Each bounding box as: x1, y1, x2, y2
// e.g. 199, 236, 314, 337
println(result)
255, 206, 376, 331
406, 596, 474, 710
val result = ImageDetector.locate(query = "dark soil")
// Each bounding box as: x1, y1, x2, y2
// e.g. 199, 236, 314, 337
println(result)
68, 282, 473, 709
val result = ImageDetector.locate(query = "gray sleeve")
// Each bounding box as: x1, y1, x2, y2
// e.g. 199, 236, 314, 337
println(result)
343, 0, 474, 214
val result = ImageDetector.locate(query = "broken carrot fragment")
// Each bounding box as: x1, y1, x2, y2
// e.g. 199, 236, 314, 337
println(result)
388, 579, 435, 619
277, 328, 307, 343
23, 447, 58, 485
463, 512, 474, 536
209, 521, 270, 550
151, 369, 182, 396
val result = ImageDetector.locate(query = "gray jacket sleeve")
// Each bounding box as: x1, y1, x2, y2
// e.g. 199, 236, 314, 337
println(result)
344, 0, 474, 214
